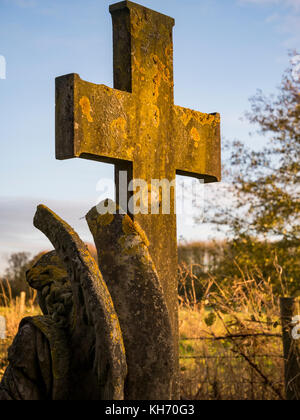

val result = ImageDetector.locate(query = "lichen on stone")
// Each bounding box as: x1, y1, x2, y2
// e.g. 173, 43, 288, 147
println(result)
122, 215, 150, 248
98, 212, 115, 227
79, 96, 93, 123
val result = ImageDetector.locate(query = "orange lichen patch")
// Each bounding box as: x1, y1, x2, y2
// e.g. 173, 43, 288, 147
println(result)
152, 104, 160, 128
165, 44, 173, 61
131, 8, 144, 38
196, 112, 220, 126
97, 213, 115, 227
79, 96, 93, 123
133, 56, 146, 77
163, 67, 171, 83
114, 89, 125, 101
179, 111, 192, 127
151, 54, 159, 65
151, 53, 172, 100
103, 86, 113, 96
122, 215, 137, 235
175, 107, 220, 128
190, 127, 201, 143
126, 146, 135, 159
152, 71, 162, 101
110, 117, 127, 139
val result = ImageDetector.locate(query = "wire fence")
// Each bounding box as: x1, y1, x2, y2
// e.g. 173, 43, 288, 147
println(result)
179, 333, 285, 400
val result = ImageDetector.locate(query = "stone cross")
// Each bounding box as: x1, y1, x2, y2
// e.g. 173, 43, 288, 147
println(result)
56, 0, 221, 397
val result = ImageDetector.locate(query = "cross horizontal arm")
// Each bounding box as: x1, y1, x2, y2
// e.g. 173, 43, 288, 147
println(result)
173, 105, 221, 182
56, 73, 136, 165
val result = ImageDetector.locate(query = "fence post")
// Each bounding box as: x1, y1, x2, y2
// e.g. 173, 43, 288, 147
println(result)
19, 292, 26, 315
280, 297, 300, 400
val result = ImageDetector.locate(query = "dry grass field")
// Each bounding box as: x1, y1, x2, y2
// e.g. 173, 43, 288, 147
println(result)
0, 296, 40, 379
179, 308, 284, 400
0, 269, 286, 400
178, 264, 285, 400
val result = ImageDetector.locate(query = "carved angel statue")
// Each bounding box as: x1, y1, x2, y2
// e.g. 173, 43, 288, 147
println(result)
0, 201, 175, 400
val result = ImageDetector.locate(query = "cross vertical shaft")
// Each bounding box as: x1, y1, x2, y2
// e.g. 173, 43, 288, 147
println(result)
110, 3, 179, 395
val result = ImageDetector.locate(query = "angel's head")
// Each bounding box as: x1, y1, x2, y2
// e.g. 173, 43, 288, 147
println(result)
26, 251, 74, 328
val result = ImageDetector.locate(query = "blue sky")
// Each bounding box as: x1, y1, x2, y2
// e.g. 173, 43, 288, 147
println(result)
0, 0, 299, 271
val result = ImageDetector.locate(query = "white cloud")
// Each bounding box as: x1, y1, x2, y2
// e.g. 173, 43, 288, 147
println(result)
265, 13, 279, 23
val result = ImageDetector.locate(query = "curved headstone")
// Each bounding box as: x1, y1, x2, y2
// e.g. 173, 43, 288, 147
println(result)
86, 200, 175, 400
34, 205, 127, 400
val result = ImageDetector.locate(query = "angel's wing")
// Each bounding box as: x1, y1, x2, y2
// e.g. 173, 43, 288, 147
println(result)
34, 205, 127, 400
86, 201, 175, 400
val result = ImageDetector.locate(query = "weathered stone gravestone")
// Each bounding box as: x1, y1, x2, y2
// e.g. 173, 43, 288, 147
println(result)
0, 316, 6, 340
0, 204, 174, 400
0, 0, 220, 401
56, 0, 221, 397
